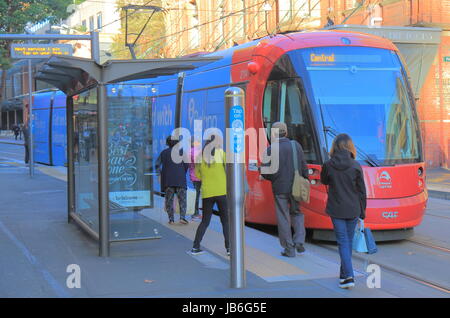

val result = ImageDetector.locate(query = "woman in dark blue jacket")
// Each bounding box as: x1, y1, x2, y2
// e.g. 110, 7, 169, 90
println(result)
156, 136, 189, 225
320, 133, 367, 289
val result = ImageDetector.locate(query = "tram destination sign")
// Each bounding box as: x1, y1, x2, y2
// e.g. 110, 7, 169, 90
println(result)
11, 44, 73, 59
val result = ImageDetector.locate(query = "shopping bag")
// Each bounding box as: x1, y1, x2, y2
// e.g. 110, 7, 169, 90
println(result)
352, 219, 368, 253
185, 189, 196, 216
291, 141, 310, 203
174, 189, 196, 216
364, 227, 378, 254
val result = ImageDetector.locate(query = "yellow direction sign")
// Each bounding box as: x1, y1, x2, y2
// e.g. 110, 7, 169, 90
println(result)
11, 44, 73, 59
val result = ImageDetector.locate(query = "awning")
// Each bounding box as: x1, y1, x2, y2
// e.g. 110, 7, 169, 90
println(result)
327, 25, 442, 98
36, 55, 222, 95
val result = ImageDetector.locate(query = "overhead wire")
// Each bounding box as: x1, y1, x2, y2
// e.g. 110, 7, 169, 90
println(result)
109, 0, 267, 56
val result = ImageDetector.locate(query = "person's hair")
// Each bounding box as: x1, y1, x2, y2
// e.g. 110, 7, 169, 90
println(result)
166, 135, 178, 148
271, 122, 288, 138
330, 133, 357, 159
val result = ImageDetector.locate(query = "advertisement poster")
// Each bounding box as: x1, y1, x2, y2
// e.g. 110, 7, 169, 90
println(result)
108, 90, 152, 208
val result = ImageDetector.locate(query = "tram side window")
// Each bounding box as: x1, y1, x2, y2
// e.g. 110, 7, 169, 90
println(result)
284, 79, 316, 162
262, 78, 317, 163
263, 81, 280, 136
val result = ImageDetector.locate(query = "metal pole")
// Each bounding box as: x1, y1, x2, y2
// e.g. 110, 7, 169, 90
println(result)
225, 87, 246, 289
28, 59, 34, 177
90, 31, 100, 64
97, 83, 110, 257
0, 34, 92, 41
66, 96, 75, 223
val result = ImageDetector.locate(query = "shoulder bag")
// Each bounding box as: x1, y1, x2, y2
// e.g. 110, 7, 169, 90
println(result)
290, 141, 310, 203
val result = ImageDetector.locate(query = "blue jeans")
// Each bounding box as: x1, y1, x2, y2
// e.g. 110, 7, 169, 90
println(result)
331, 217, 358, 279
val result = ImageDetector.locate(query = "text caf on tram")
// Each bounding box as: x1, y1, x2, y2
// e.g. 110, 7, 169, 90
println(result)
147, 30, 427, 241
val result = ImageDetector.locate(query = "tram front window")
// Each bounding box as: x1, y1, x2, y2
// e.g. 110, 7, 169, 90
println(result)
298, 46, 421, 165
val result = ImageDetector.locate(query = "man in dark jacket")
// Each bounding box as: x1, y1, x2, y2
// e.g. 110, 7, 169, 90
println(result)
156, 135, 189, 225
261, 122, 309, 257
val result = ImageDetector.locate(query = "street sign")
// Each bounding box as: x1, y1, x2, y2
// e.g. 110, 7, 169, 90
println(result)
11, 44, 73, 59
229, 105, 244, 154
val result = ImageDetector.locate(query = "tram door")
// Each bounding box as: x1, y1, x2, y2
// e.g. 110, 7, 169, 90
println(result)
262, 78, 318, 164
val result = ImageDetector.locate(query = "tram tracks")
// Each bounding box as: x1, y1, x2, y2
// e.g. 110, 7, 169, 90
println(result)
312, 241, 450, 294
406, 238, 450, 254
426, 212, 450, 221
249, 224, 450, 294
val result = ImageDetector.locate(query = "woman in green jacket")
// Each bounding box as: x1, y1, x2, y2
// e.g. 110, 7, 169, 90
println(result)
191, 135, 229, 256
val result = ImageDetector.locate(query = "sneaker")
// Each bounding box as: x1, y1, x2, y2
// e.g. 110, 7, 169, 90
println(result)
191, 214, 202, 221
281, 249, 295, 258
179, 218, 189, 225
296, 244, 306, 254
339, 277, 355, 289
226, 248, 230, 256
191, 248, 205, 255
168, 220, 175, 225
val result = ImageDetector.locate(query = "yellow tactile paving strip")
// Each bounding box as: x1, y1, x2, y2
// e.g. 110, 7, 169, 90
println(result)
149, 212, 306, 280
37, 166, 67, 182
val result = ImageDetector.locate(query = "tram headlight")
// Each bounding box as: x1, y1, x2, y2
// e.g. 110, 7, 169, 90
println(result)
247, 62, 260, 74
418, 167, 423, 177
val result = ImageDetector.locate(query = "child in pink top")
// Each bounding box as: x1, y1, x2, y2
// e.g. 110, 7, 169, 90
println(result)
189, 138, 202, 220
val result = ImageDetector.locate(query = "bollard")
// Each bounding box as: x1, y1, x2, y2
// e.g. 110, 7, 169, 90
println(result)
225, 87, 246, 289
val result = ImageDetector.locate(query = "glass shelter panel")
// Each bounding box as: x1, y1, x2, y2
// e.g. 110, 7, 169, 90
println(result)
73, 88, 99, 234
107, 84, 160, 241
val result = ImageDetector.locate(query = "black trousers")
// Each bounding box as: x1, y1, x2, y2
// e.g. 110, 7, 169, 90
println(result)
193, 195, 229, 250
192, 181, 201, 215
24, 144, 29, 164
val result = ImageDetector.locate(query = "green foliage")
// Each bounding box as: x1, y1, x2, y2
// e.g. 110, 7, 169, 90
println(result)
0, 0, 73, 33
110, 0, 166, 59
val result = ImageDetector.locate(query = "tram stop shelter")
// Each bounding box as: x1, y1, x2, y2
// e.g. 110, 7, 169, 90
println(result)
35, 55, 221, 257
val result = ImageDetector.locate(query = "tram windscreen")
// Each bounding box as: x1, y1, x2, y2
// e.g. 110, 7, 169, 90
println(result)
298, 46, 421, 165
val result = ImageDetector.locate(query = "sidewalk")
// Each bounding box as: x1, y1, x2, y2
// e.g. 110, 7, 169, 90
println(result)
427, 168, 450, 200
0, 132, 24, 146
0, 156, 448, 298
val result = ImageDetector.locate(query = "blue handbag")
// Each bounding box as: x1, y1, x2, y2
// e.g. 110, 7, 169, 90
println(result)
364, 226, 378, 254
352, 219, 368, 253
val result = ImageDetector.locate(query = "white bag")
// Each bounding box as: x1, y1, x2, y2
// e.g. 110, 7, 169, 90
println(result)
174, 189, 197, 216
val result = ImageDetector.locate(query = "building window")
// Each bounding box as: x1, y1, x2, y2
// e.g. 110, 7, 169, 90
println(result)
97, 12, 102, 30
188, 2, 199, 48
279, 0, 292, 23
89, 16, 94, 31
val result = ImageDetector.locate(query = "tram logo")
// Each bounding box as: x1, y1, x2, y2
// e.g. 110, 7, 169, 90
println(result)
378, 171, 392, 189
382, 211, 398, 219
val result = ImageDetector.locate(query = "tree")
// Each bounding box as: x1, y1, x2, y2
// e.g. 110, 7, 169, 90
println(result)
110, 0, 166, 60
0, 0, 73, 107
